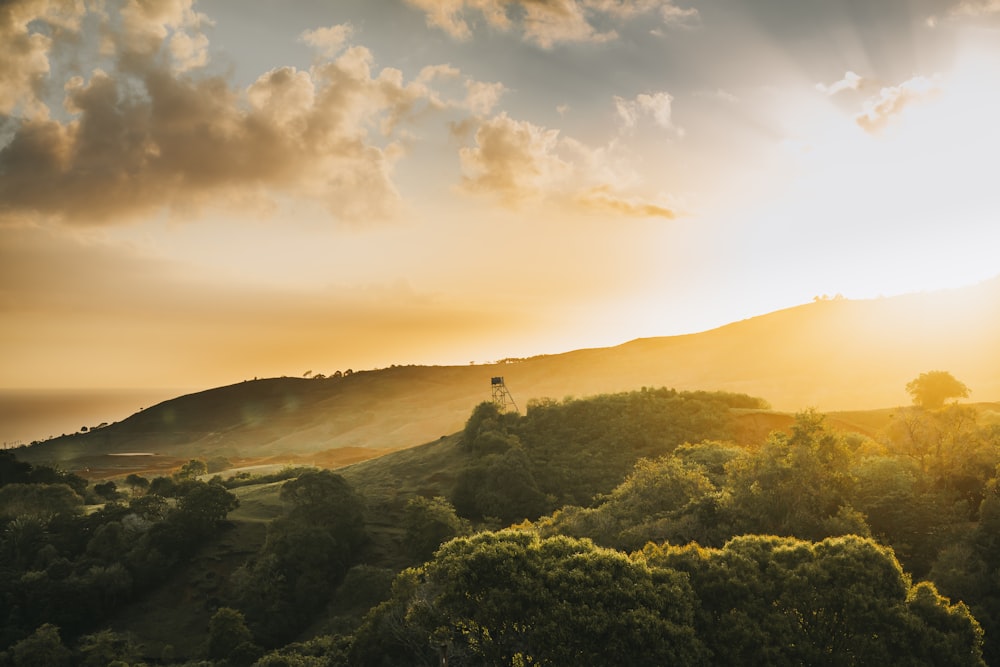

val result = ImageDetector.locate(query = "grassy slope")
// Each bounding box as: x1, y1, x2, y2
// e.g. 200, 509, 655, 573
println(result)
20, 276, 1000, 471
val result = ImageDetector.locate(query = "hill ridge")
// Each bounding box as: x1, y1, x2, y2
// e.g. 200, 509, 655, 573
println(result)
18, 275, 1000, 466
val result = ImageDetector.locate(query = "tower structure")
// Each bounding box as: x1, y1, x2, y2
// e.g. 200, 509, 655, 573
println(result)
491, 376, 519, 414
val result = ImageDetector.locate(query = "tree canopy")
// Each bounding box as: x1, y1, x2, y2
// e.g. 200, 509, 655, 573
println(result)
906, 371, 971, 409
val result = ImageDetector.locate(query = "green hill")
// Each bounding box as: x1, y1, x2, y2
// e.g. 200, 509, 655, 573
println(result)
19, 276, 1000, 471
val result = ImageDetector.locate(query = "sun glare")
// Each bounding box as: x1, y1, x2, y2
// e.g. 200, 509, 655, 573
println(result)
757, 37, 1000, 301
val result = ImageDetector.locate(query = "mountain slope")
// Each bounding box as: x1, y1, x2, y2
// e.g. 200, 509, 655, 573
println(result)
21, 276, 1000, 464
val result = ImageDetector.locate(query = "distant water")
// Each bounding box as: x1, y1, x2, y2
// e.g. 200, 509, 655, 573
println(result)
0, 388, 189, 448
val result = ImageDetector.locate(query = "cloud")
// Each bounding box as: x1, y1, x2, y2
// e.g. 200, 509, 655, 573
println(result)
576, 185, 676, 218
403, 0, 694, 48
458, 112, 676, 218
614, 92, 678, 132
950, 0, 1000, 15
816, 71, 866, 96
0, 3, 501, 226
854, 75, 941, 133
300, 23, 354, 59
459, 112, 570, 198
0, 0, 86, 118
658, 3, 700, 26
462, 79, 507, 115
0, 55, 419, 224
116, 0, 213, 68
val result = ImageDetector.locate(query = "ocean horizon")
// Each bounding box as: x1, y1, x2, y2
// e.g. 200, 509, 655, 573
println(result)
0, 387, 192, 448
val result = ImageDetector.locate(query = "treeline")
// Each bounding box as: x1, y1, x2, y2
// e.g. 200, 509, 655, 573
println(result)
351, 530, 980, 666
453, 388, 763, 522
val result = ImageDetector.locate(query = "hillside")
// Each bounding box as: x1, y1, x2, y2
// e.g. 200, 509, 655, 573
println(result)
19, 275, 1000, 467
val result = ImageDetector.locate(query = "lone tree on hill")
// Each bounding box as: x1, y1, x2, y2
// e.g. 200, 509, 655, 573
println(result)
906, 371, 970, 410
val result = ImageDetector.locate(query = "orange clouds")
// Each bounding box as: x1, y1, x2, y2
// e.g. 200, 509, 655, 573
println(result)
458, 112, 676, 218
855, 75, 941, 134
0, 0, 85, 117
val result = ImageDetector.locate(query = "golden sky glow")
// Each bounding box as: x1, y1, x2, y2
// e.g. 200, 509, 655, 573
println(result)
2, 0, 1000, 390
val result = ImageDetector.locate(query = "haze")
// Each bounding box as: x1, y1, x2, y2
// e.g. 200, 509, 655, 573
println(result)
2, 0, 1000, 391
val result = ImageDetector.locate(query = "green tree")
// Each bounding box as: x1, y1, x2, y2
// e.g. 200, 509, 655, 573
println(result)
644, 534, 984, 666
402, 496, 469, 563
9, 623, 72, 667
236, 471, 367, 645
724, 411, 864, 540
907, 371, 971, 410
207, 607, 257, 662
352, 530, 708, 666
175, 481, 239, 534
535, 454, 723, 550
0, 483, 83, 520
76, 630, 138, 667
175, 458, 208, 481
2, 514, 49, 569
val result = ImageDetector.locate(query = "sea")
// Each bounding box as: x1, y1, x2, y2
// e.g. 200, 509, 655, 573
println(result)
0, 388, 190, 448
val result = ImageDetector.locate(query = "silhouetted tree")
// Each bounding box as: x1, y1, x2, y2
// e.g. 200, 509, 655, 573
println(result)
122, 474, 149, 494
93, 481, 119, 501
907, 371, 971, 410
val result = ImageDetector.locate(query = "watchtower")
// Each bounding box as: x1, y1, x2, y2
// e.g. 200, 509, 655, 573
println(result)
491, 376, 519, 414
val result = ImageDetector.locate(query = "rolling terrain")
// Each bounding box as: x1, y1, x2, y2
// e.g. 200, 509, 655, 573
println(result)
18, 275, 1000, 470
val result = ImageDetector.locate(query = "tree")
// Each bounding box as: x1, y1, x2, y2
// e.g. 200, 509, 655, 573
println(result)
9, 623, 72, 667
0, 483, 83, 520
123, 474, 149, 494
93, 481, 119, 501
148, 476, 176, 497
207, 607, 256, 662
907, 371, 971, 410
644, 534, 985, 666
176, 482, 239, 534
402, 496, 469, 563
175, 459, 208, 481
724, 411, 863, 541
235, 471, 367, 645
76, 630, 139, 667
351, 530, 708, 666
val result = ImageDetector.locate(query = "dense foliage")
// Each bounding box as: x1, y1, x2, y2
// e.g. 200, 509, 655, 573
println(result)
453, 388, 752, 522
353, 530, 982, 666
4, 380, 1000, 665
0, 452, 240, 662
233, 470, 368, 647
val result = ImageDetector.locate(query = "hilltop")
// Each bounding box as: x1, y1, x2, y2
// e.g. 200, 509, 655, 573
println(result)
18, 275, 1000, 469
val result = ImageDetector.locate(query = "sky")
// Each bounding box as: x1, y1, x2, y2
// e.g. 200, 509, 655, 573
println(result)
2, 0, 1000, 391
